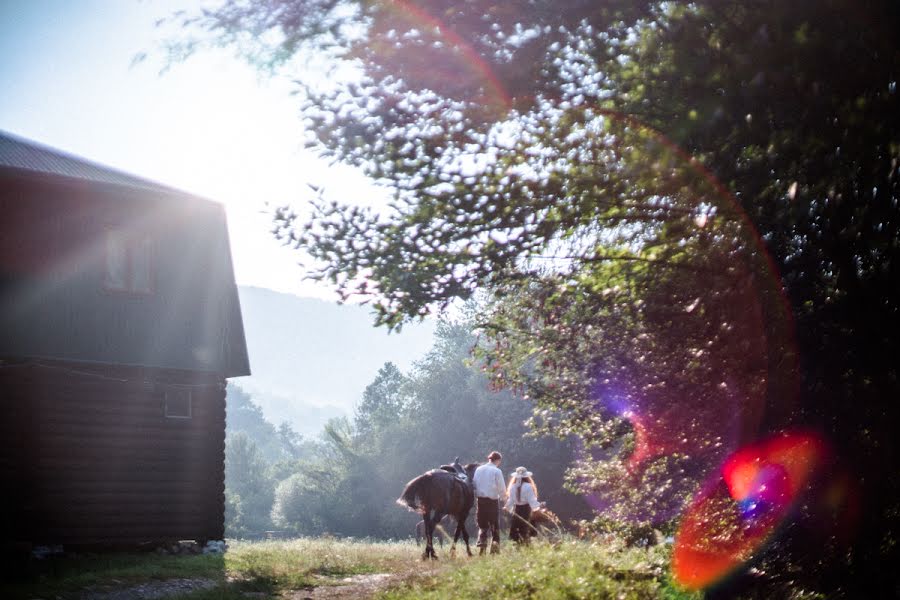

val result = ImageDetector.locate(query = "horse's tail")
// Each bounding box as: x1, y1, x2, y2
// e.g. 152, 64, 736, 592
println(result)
397, 475, 428, 513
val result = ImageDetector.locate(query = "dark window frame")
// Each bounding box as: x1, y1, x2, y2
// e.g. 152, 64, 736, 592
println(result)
163, 388, 192, 419
101, 227, 156, 296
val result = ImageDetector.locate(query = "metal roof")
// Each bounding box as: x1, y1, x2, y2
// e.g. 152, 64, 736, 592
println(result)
0, 130, 188, 195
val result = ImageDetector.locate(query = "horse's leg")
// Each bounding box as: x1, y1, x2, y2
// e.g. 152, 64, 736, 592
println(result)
422, 511, 434, 560
462, 517, 473, 556
448, 517, 458, 557
449, 515, 465, 558
463, 512, 474, 556
429, 512, 445, 560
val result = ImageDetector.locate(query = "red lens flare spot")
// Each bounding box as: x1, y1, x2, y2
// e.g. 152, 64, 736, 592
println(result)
672, 430, 828, 591
624, 411, 653, 471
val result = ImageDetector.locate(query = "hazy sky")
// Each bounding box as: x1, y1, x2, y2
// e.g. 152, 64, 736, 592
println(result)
0, 0, 376, 299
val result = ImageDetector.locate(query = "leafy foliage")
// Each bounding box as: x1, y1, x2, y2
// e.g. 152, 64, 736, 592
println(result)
227, 319, 586, 540
225, 432, 276, 538
225, 384, 324, 537
175, 1, 899, 594
355, 362, 411, 438
226, 383, 310, 463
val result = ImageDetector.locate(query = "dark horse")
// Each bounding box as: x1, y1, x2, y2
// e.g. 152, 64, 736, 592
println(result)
397, 460, 479, 560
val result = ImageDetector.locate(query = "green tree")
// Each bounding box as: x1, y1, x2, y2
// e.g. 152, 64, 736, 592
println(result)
225, 432, 275, 537
227, 383, 312, 463
365, 318, 588, 533
271, 469, 338, 535
355, 362, 411, 439
173, 2, 899, 592
264, 317, 587, 539
277, 421, 306, 460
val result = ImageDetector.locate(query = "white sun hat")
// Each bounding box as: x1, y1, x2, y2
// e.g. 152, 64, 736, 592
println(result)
511, 466, 533, 479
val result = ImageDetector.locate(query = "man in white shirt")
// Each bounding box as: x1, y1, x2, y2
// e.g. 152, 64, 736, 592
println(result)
473, 450, 506, 554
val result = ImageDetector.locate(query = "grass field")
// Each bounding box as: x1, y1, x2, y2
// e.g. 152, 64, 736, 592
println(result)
379, 539, 699, 600
2, 538, 422, 599
2, 537, 700, 599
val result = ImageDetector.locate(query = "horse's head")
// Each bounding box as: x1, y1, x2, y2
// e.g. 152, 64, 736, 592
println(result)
463, 463, 480, 487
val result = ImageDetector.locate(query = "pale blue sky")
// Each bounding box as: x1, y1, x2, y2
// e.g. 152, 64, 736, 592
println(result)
0, 0, 376, 299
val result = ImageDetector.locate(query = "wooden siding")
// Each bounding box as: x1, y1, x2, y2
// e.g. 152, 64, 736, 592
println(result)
0, 169, 250, 378
0, 362, 226, 548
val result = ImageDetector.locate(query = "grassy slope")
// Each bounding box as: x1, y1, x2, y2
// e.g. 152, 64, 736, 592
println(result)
3, 539, 420, 599
2, 538, 699, 600
381, 540, 699, 600
3, 552, 226, 599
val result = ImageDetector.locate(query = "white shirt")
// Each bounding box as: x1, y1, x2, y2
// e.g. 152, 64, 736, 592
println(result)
505, 481, 540, 511
473, 462, 506, 500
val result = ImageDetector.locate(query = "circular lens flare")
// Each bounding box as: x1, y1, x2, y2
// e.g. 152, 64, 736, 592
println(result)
364, 0, 512, 111
672, 430, 828, 591
563, 110, 802, 532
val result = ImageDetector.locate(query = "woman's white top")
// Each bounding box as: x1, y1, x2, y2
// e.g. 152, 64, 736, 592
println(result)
505, 481, 540, 511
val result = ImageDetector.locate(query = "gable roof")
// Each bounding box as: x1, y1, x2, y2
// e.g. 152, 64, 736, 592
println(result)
0, 130, 251, 378
0, 129, 187, 195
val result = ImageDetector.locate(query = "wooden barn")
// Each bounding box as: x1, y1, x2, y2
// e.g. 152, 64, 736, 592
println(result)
0, 131, 251, 551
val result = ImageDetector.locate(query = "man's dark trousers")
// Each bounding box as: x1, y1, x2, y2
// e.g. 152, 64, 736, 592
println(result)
476, 496, 500, 552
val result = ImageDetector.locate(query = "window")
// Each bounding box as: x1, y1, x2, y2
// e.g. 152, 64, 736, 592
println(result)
103, 230, 153, 293
164, 388, 192, 419
104, 232, 128, 290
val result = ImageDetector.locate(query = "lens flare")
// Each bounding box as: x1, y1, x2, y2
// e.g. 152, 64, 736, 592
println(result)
364, 0, 512, 110
672, 430, 829, 591
623, 410, 653, 470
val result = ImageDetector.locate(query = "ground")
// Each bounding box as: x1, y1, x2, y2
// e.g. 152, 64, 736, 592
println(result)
2, 537, 698, 600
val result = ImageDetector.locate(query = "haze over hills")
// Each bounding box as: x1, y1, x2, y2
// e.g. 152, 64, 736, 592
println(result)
230, 286, 436, 435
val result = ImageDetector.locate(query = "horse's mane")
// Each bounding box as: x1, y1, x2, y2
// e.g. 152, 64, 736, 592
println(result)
462, 463, 480, 481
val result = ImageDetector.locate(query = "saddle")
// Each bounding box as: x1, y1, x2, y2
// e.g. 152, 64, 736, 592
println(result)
435, 457, 468, 482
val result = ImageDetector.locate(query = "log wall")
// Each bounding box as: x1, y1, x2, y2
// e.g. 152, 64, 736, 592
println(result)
0, 361, 226, 548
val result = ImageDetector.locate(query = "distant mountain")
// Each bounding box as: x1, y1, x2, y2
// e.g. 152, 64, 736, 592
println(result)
231, 286, 435, 435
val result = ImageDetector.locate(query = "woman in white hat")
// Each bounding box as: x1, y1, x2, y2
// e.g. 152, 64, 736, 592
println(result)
504, 466, 541, 544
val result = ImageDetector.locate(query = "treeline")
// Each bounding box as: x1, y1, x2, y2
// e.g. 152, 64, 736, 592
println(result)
224, 319, 588, 539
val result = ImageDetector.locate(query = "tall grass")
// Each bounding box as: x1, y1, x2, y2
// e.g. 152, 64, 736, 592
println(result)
3, 537, 699, 599
224, 537, 421, 588
379, 538, 700, 600
2, 538, 423, 600
2, 552, 225, 599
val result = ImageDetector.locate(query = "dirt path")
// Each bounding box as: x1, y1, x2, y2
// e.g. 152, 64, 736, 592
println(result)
292, 573, 395, 599
78, 574, 403, 600
78, 578, 218, 599
291, 563, 442, 600
75, 562, 443, 599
